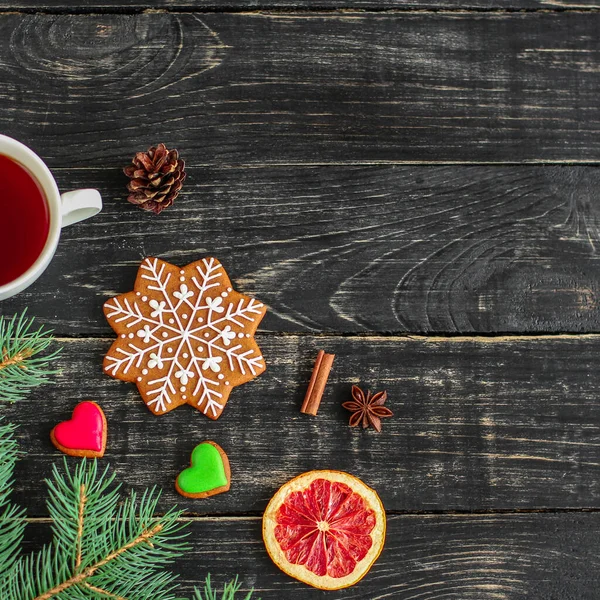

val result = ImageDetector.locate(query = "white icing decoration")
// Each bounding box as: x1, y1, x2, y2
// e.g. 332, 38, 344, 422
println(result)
174, 284, 193, 302
221, 291, 228, 298
218, 373, 225, 380
137, 325, 152, 343
148, 352, 163, 369
220, 325, 237, 346
104, 257, 265, 417
202, 356, 222, 373
205, 296, 225, 313
175, 368, 193, 385
149, 299, 166, 317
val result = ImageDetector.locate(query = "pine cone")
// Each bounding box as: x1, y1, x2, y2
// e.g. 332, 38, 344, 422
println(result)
124, 144, 186, 214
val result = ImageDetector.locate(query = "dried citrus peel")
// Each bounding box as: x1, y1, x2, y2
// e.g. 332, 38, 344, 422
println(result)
263, 470, 386, 590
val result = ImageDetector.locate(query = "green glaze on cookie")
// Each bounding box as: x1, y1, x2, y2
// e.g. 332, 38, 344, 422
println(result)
177, 442, 228, 494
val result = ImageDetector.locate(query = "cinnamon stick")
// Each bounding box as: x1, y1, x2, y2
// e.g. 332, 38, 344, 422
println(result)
301, 349, 335, 416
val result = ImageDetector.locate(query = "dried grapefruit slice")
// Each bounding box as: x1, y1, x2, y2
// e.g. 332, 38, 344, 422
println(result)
263, 470, 386, 590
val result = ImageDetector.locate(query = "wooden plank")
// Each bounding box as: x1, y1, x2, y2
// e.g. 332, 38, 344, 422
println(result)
21, 513, 600, 598
0, 12, 599, 165
5, 335, 600, 515
4, 1, 600, 11
2, 165, 600, 335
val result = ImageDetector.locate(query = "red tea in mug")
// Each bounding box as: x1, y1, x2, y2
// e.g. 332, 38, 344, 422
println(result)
0, 154, 50, 286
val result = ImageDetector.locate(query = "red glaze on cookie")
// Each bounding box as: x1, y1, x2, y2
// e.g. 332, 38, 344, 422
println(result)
54, 402, 105, 453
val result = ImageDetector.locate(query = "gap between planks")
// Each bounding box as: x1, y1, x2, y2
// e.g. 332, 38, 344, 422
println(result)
2, 7, 600, 15
45, 160, 600, 169
21, 507, 600, 523
54, 333, 600, 343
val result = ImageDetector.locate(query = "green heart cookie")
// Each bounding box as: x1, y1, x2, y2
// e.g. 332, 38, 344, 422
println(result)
176, 442, 230, 498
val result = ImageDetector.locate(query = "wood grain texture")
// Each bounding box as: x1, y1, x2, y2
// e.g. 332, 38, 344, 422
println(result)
5, 335, 600, 515
1, 12, 600, 165
2, 165, 600, 335
22, 513, 600, 599
2, 3, 598, 598
5, 0, 600, 9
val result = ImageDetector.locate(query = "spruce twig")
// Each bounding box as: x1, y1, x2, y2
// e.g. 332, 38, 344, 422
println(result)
33, 522, 165, 599
0, 311, 60, 403
0, 420, 26, 575
2, 459, 191, 600
75, 483, 86, 573
194, 575, 258, 600
0, 339, 258, 600
0, 429, 259, 600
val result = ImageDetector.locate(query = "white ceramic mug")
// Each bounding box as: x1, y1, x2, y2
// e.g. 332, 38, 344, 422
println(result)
0, 134, 102, 301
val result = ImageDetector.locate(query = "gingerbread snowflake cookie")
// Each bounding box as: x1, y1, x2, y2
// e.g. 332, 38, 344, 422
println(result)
103, 257, 267, 419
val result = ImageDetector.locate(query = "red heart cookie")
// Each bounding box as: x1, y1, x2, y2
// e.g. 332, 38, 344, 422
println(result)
50, 401, 107, 458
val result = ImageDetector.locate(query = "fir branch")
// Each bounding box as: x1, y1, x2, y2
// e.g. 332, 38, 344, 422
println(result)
0, 420, 26, 575
0, 419, 258, 600
83, 582, 127, 599
0, 311, 61, 403
33, 522, 165, 599
3, 459, 190, 600
194, 575, 258, 600
75, 483, 86, 572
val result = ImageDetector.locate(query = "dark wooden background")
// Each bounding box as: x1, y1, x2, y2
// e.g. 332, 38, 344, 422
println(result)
2, 1, 600, 598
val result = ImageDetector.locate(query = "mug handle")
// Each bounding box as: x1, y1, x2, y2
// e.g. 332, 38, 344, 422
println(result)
60, 189, 102, 227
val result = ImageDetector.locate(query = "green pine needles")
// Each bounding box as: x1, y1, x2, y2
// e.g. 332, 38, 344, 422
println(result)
0, 310, 258, 599
0, 451, 259, 600
194, 575, 256, 600
2, 458, 189, 600
0, 421, 26, 576
0, 312, 61, 403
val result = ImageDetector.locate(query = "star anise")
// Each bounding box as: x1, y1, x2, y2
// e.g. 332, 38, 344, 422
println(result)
342, 385, 393, 432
